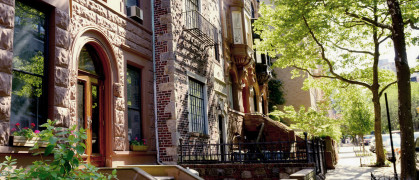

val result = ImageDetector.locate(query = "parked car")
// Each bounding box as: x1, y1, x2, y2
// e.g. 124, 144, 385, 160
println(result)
369, 134, 401, 161
363, 135, 374, 145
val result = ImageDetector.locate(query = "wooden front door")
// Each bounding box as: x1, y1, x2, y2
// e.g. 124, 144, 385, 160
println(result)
77, 45, 105, 166
77, 74, 105, 166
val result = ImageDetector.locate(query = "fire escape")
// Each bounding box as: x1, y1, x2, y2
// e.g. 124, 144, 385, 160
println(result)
183, 10, 218, 48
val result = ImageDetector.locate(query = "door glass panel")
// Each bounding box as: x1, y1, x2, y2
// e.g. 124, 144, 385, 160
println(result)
78, 46, 98, 75
77, 83, 85, 131
91, 84, 100, 153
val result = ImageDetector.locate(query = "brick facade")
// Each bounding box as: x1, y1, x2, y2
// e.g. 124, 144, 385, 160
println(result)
154, 0, 226, 163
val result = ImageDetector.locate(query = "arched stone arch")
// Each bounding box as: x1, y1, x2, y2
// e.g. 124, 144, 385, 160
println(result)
69, 27, 123, 166
70, 27, 119, 83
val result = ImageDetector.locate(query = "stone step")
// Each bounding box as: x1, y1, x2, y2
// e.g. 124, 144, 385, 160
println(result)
154, 176, 175, 180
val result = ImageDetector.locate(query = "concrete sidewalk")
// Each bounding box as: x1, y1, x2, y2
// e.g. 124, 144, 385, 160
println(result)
325, 144, 399, 180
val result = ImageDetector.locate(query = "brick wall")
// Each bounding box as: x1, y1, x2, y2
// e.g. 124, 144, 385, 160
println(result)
154, 0, 224, 163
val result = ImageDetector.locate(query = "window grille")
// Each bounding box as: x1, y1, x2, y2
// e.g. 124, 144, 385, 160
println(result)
188, 79, 206, 134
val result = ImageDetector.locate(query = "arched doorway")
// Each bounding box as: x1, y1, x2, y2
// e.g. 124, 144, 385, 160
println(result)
77, 44, 106, 166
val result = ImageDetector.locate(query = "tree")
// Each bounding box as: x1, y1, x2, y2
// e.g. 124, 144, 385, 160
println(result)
254, 0, 417, 168
268, 78, 285, 112
385, 0, 417, 178
335, 86, 374, 152
270, 105, 342, 141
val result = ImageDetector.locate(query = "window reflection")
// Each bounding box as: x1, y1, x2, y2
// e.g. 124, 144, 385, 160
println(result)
11, 1, 46, 130
127, 66, 142, 141
78, 46, 99, 75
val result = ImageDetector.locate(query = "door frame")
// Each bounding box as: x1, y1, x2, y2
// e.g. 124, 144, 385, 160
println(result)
71, 29, 121, 167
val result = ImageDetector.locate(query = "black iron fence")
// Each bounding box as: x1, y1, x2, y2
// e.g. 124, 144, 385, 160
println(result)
183, 10, 218, 47
179, 133, 327, 175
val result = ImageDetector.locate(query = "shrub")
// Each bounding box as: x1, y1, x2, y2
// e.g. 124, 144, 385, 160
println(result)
0, 120, 117, 179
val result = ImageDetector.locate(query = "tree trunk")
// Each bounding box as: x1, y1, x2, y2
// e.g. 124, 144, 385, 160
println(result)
371, 12, 386, 165
361, 135, 365, 153
386, 0, 415, 179
372, 90, 386, 166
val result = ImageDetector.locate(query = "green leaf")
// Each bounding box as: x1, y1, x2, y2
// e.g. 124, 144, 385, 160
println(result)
60, 166, 65, 174
76, 145, 85, 155
65, 150, 74, 161
72, 158, 79, 167
44, 145, 54, 156
56, 131, 68, 136
49, 136, 58, 145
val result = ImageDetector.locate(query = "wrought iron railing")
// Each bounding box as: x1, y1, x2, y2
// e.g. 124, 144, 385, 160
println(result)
179, 133, 328, 175
183, 10, 218, 47
256, 63, 272, 84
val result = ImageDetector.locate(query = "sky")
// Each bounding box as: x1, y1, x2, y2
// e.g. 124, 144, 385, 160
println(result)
381, 45, 418, 67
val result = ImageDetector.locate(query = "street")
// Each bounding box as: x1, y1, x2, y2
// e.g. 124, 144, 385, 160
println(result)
326, 143, 400, 180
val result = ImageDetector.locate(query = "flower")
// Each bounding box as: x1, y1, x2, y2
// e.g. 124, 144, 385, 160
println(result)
142, 139, 146, 145
15, 123, 20, 127
23, 127, 29, 130
31, 123, 36, 127
34, 130, 40, 134
11, 128, 16, 132
135, 137, 138, 140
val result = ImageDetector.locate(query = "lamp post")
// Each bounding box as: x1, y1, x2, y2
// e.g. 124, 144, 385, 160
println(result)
385, 93, 398, 180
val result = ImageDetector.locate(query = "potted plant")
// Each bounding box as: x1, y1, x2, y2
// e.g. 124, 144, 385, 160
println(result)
10, 123, 47, 147
130, 137, 148, 151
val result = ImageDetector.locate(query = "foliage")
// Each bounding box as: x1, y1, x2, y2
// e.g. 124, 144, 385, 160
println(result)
0, 120, 117, 179
380, 82, 419, 132
268, 78, 285, 111
331, 86, 374, 137
11, 122, 41, 139
253, 0, 418, 166
130, 137, 146, 146
269, 105, 341, 141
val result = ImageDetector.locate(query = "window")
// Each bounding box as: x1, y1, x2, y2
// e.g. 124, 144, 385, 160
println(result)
184, 0, 200, 29
185, 0, 199, 12
214, 43, 220, 62
126, 0, 139, 7
232, 11, 243, 44
10, 1, 47, 130
127, 66, 142, 141
188, 78, 206, 134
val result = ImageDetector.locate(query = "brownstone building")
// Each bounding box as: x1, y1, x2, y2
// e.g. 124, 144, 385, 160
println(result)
0, 0, 156, 167
0, 0, 294, 172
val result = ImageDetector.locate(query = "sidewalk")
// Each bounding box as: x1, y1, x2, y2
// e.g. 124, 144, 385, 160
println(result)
325, 144, 399, 180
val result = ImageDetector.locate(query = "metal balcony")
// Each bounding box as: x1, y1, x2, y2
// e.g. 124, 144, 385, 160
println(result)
183, 10, 218, 47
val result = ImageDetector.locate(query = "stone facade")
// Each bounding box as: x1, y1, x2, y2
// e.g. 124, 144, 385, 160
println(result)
0, 0, 155, 167
0, 0, 293, 168
0, 0, 13, 146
